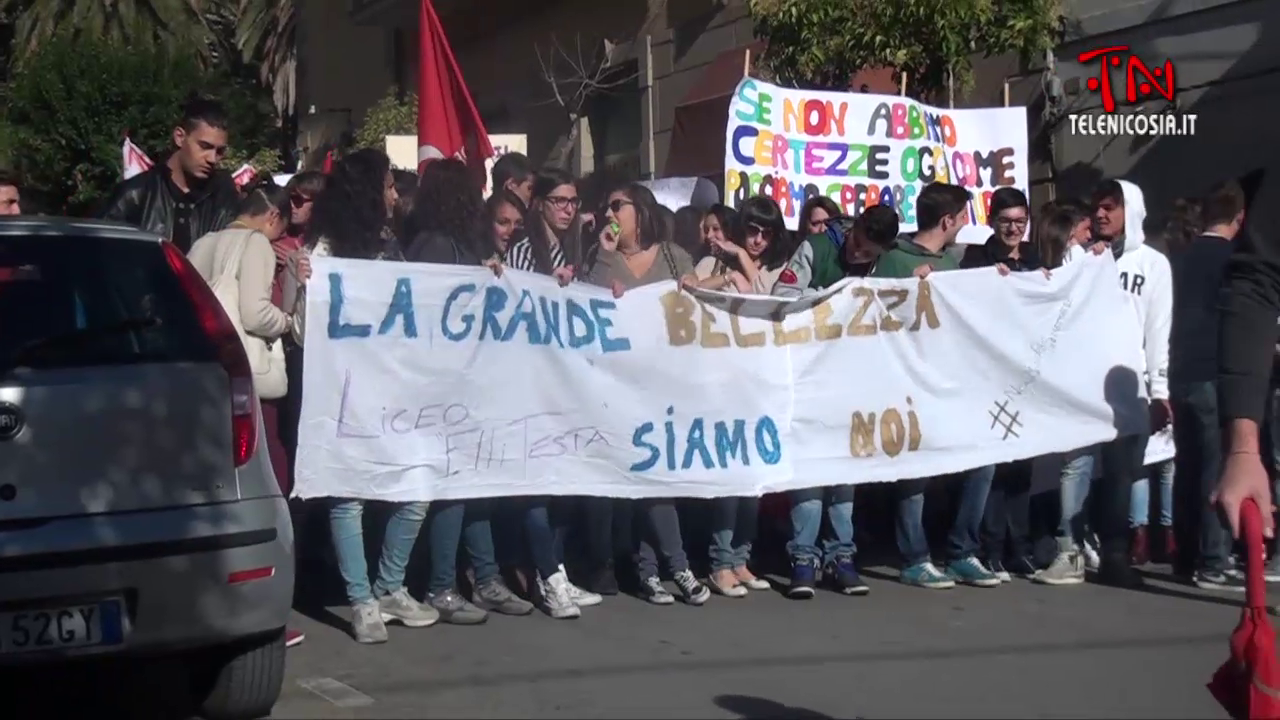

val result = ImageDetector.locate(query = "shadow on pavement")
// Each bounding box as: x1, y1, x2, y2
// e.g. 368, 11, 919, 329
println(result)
713, 694, 845, 719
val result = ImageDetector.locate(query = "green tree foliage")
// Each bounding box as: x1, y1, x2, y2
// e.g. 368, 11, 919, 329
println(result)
748, 0, 1062, 98
1, 0, 215, 63
6, 32, 279, 214
354, 89, 418, 150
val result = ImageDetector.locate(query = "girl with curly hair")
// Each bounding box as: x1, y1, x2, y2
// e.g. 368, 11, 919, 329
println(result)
282, 149, 441, 644
402, 159, 560, 622
403, 158, 498, 267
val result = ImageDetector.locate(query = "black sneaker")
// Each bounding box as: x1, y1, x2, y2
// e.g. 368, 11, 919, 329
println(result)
1005, 555, 1039, 579
587, 564, 620, 596
987, 558, 1011, 583
788, 558, 817, 599
827, 555, 870, 596
1194, 567, 1247, 592
1095, 555, 1143, 589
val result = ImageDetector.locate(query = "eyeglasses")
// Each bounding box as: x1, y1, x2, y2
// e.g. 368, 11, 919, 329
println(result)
545, 196, 581, 210
607, 199, 634, 213
290, 194, 313, 209
996, 217, 1028, 229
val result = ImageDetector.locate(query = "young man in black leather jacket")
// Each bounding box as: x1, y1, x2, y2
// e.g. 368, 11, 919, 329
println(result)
101, 96, 239, 252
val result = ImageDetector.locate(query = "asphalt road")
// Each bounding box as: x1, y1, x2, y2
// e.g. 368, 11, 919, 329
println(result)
273, 564, 1244, 719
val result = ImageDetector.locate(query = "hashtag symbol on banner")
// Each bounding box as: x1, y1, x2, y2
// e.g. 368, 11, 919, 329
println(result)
989, 400, 1022, 440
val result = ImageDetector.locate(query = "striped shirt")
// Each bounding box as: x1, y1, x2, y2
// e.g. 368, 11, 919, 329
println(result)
507, 237, 566, 274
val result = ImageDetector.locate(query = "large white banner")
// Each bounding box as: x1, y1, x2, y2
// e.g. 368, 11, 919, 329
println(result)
723, 77, 1029, 244
294, 255, 1147, 502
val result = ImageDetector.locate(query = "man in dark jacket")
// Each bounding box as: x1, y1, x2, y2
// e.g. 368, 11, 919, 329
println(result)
1213, 170, 1276, 542
1168, 179, 1247, 589
101, 96, 239, 252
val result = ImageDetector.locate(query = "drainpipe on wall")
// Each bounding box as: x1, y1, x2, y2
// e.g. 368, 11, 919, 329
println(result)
641, 34, 656, 180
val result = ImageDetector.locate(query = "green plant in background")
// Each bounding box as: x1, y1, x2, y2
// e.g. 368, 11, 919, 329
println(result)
354, 89, 418, 150
747, 0, 1062, 98
220, 146, 282, 174
5, 31, 281, 215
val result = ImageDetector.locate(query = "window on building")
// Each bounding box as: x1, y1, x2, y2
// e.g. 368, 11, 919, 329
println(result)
586, 61, 642, 180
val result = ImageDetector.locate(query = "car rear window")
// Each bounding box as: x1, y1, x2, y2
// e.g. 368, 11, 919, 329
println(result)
0, 234, 217, 370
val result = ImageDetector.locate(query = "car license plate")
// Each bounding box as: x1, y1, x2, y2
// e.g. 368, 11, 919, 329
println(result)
0, 599, 124, 654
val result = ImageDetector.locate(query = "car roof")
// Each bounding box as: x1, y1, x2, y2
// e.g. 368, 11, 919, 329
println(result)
0, 217, 163, 243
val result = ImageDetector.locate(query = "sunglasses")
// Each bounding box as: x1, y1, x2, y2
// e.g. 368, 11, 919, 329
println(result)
745, 223, 772, 238
607, 199, 633, 213
290, 194, 313, 209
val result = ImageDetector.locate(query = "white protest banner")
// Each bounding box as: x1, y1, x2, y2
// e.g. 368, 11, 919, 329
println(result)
294, 255, 1146, 503
640, 177, 721, 212
723, 77, 1029, 244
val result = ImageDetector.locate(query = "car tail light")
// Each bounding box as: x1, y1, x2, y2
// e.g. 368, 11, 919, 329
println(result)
162, 242, 258, 467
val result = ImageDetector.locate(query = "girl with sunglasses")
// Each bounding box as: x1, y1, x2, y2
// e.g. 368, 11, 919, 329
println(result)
682, 196, 790, 295
584, 183, 711, 606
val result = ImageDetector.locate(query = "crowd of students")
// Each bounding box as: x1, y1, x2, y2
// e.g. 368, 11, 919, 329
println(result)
70, 96, 1268, 646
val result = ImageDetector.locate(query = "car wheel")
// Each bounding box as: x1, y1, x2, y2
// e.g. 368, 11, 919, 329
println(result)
193, 629, 286, 720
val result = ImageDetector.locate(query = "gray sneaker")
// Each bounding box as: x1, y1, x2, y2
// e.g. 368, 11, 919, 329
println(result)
351, 599, 388, 644
378, 587, 439, 627
428, 588, 489, 625
472, 577, 534, 616
1032, 550, 1086, 586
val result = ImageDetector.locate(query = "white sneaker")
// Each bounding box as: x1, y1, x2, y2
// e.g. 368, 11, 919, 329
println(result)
1082, 535, 1101, 571
538, 570, 582, 619
558, 564, 602, 607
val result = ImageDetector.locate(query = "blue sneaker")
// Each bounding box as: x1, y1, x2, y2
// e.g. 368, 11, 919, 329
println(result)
827, 555, 870, 596
947, 556, 1002, 588
788, 557, 817, 599
899, 561, 955, 589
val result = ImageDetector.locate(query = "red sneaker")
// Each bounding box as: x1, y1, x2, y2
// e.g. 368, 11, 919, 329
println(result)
285, 628, 306, 648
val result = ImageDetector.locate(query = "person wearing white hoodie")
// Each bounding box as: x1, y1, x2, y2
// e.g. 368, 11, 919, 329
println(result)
1036, 179, 1172, 589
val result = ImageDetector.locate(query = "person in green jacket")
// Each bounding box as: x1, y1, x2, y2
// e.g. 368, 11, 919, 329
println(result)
870, 182, 1004, 590
773, 203, 901, 297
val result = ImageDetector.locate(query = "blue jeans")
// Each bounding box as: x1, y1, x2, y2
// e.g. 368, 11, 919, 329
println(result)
1058, 447, 1096, 547
329, 500, 428, 605
1131, 460, 1173, 527
786, 485, 854, 564
895, 466, 993, 567
426, 500, 500, 595
710, 496, 760, 570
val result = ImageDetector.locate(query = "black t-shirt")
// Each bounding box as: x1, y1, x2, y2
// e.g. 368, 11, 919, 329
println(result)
1171, 233, 1234, 385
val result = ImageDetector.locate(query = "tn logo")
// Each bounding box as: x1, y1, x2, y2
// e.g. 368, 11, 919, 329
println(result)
1119, 271, 1145, 296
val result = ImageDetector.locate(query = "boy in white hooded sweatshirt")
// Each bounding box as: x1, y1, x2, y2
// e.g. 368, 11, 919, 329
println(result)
1037, 179, 1172, 588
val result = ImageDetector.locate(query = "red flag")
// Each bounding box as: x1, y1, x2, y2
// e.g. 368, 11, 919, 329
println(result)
322, 150, 335, 174
417, 0, 494, 182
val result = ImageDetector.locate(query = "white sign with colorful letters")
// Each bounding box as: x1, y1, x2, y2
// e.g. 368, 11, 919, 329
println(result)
294, 255, 1147, 502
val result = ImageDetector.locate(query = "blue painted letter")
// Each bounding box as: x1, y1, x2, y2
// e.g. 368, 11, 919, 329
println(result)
714, 420, 749, 468
681, 418, 715, 470
441, 283, 477, 341
378, 277, 418, 338
501, 289, 544, 345
754, 416, 782, 465
589, 298, 631, 353
630, 422, 660, 472
479, 286, 509, 340
328, 273, 372, 339
566, 299, 596, 349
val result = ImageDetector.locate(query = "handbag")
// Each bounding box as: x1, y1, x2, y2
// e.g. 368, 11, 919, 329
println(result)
207, 229, 289, 400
